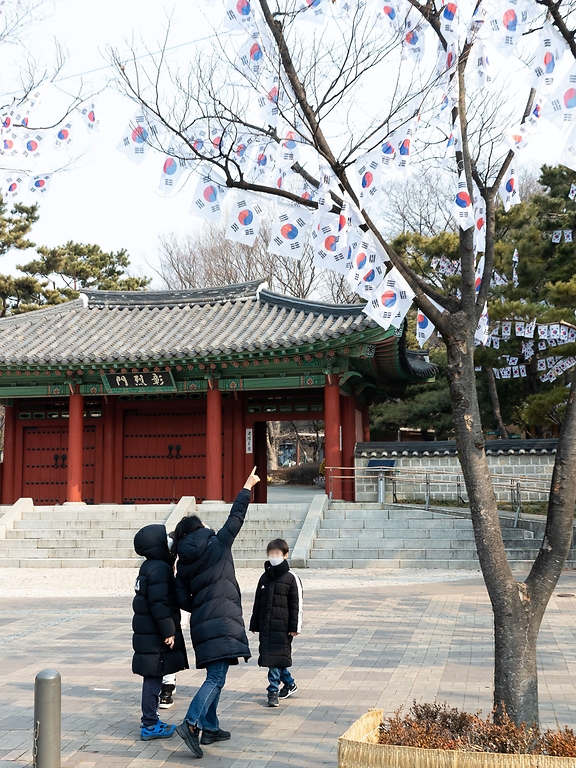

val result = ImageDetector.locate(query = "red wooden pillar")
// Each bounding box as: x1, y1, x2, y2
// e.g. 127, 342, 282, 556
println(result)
324, 375, 342, 500
67, 391, 84, 502
341, 394, 356, 502
231, 393, 246, 498
253, 420, 267, 503
206, 382, 223, 500
2, 404, 16, 504
362, 404, 371, 442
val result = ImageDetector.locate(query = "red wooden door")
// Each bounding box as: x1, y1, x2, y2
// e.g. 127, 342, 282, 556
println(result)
22, 424, 98, 504
122, 406, 206, 503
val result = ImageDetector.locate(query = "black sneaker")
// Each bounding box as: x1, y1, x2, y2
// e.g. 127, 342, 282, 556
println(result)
200, 728, 231, 745
159, 684, 175, 709
279, 683, 297, 699
175, 722, 203, 758
267, 692, 279, 707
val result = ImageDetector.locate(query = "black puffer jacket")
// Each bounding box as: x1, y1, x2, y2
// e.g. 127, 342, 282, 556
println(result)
132, 524, 188, 678
249, 559, 303, 668
175, 489, 252, 669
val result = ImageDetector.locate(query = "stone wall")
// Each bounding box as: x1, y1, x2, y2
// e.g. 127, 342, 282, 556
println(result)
355, 453, 555, 504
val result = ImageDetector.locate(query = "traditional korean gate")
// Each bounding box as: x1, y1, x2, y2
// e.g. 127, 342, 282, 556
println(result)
22, 424, 98, 504
122, 406, 207, 503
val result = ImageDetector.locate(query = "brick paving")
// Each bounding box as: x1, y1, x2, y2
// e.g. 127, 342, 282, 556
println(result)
0, 570, 575, 768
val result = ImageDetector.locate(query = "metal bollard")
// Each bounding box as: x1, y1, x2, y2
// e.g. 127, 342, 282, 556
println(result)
33, 670, 61, 768
377, 472, 385, 504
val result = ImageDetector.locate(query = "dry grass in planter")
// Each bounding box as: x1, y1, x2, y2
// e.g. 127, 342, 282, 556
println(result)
338, 705, 576, 768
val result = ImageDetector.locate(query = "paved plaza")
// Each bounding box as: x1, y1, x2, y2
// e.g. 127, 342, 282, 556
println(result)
0, 568, 575, 768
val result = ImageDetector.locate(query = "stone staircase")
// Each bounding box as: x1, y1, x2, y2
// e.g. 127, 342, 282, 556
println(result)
307, 503, 576, 571
0, 501, 309, 568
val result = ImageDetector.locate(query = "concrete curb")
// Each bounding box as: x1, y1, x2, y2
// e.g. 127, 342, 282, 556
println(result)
0, 498, 33, 539
164, 496, 196, 533
292, 494, 328, 568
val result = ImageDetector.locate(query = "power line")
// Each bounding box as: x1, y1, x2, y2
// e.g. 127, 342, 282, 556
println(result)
0, 31, 221, 99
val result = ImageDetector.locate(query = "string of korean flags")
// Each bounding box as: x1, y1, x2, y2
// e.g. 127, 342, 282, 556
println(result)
3, 0, 576, 337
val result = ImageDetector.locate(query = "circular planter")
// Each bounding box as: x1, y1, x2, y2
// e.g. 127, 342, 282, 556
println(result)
338, 710, 575, 768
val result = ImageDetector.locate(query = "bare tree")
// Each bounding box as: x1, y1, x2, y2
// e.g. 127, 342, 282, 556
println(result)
158, 219, 357, 301
113, 0, 576, 725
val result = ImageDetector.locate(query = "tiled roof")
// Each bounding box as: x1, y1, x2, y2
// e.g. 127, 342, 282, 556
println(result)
0, 283, 379, 366
355, 439, 559, 458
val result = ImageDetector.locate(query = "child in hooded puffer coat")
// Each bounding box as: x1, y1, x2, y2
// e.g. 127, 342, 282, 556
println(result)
249, 538, 303, 707
132, 524, 188, 741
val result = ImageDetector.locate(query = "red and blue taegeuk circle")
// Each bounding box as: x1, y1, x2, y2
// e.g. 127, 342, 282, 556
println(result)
268, 86, 279, 103
362, 171, 373, 188
356, 252, 367, 269
383, 5, 396, 20
3, 139, 13, 149
564, 88, 576, 109
8, 182, 17, 192
236, 0, 251, 16
281, 223, 298, 240
417, 312, 428, 328
57, 128, 69, 141
325, 235, 337, 252
455, 191, 471, 208
193, 139, 204, 151
544, 52, 555, 74
26, 139, 38, 152
405, 30, 418, 45
283, 131, 297, 149
363, 269, 376, 283
257, 152, 268, 166
505, 177, 515, 193
236, 142, 247, 157
381, 141, 394, 155
338, 214, 347, 231
2, 117, 10, 128
88, 110, 96, 123
163, 158, 178, 175
476, 216, 484, 230
131, 126, 148, 144
34, 178, 46, 189
399, 139, 410, 155
442, 2, 457, 21
475, 276, 482, 292
238, 209, 254, 225
203, 185, 218, 203
382, 290, 397, 307
250, 43, 263, 61
502, 9, 517, 31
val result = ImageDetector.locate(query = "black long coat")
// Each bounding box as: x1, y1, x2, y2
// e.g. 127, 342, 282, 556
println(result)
175, 489, 252, 669
249, 559, 303, 669
132, 524, 189, 678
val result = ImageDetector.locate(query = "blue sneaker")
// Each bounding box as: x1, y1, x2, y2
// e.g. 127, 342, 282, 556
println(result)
141, 721, 176, 741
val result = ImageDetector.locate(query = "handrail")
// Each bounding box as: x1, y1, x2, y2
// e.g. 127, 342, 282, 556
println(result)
323, 465, 554, 520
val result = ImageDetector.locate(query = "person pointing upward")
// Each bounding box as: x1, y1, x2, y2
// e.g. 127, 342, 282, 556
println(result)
173, 467, 260, 759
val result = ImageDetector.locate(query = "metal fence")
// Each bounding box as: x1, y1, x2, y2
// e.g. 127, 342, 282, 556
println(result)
325, 466, 552, 527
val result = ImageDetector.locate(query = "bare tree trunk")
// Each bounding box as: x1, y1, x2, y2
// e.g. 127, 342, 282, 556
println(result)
445, 317, 576, 725
486, 367, 509, 439
266, 421, 281, 470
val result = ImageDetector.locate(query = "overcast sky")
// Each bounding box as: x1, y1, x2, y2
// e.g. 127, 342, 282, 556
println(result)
0, 0, 218, 285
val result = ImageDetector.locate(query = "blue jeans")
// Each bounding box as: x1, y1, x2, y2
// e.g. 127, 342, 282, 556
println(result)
185, 661, 230, 731
141, 675, 163, 727
267, 667, 295, 694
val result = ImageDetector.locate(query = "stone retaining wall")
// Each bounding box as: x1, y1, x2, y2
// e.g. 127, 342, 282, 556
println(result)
355, 453, 554, 504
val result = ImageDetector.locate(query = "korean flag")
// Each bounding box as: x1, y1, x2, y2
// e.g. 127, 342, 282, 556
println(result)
269, 203, 313, 260
296, 0, 330, 26
346, 237, 387, 298
363, 267, 415, 331
21, 131, 43, 159
416, 297, 445, 348
54, 122, 74, 151
4, 173, 27, 199
117, 112, 158, 165
29, 174, 52, 197
158, 152, 191, 197
236, 33, 266, 80
190, 167, 228, 223
311, 212, 345, 272
223, 0, 257, 32
225, 191, 265, 247
499, 165, 520, 212
451, 174, 474, 230
78, 100, 100, 132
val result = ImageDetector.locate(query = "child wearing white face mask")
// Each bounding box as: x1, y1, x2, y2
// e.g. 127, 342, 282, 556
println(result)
249, 539, 303, 707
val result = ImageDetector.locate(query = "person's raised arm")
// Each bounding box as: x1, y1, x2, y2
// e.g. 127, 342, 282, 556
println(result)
216, 467, 260, 548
